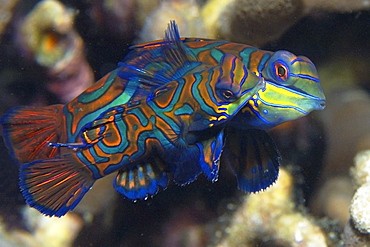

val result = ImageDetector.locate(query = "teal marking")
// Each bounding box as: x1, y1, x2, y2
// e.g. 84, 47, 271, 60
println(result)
128, 108, 149, 127
239, 47, 259, 65
174, 104, 194, 116
191, 73, 216, 115
90, 147, 110, 163
210, 49, 225, 62
98, 118, 128, 153
185, 41, 225, 56
65, 81, 136, 142
77, 69, 118, 104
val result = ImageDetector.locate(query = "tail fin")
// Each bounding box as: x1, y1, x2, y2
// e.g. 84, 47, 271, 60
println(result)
19, 153, 95, 217
1, 105, 65, 163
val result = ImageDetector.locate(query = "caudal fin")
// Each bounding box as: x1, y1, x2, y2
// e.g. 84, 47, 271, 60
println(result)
1, 105, 65, 163
19, 153, 95, 217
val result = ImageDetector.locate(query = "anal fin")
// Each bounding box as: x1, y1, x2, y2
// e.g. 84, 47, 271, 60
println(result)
114, 157, 169, 200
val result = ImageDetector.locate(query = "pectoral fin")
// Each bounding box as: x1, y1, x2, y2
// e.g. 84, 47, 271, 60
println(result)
223, 127, 280, 192
197, 130, 224, 182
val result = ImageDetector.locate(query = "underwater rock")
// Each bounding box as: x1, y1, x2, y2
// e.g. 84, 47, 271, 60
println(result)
351, 150, 370, 187
350, 183, 370, 234
349, 150, 370, 234
309, 89, 370, 228
343, 220, 370, 246
309, 176, 354, 227
17, 0, 94, 103
317, 89, 370, 179
0, 0, 20, 40
0, 207, 83, 247
202, 0, 304, 46
304, 0, 370, 12
216, 168, 328, 246
90, 0, 137, 40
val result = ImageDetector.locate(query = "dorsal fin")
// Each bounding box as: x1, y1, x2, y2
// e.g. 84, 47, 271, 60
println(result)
117, 21, 202, 96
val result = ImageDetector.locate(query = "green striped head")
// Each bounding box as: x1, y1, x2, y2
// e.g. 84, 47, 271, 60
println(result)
235, 50, 325, 129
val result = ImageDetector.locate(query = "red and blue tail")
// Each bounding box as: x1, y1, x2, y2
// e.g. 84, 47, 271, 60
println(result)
0, 105, 66, 164
19, 153, 95, 217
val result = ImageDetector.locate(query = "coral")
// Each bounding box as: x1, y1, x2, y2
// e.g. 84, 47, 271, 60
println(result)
216, 168, 328, 246
343, 220, 370, 246
202, 0, 304, 46
350, 183, 370, 234
138, 0, 206, 43
303, 0, 370, 12
351, 150, 370, 187
0, 207, 83, 247
17, 0, 94, 103
135, 0, 370, 47
349, 150, 370, 234
0, 0, 20, 40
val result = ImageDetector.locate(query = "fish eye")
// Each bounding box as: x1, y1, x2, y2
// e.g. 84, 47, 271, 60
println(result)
221, 90, 234, 99
274, 62, 289, 81
277, 66, 286, 77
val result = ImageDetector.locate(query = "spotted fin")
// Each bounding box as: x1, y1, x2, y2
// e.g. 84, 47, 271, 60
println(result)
114, 158, 169, 200
223, 127, 280, 192
198, 130, 224, 182
0, 105, 65, 164
19, 153, 95, 217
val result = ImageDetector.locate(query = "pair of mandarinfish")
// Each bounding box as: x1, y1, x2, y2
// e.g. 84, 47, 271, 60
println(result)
0, 21, 325, 217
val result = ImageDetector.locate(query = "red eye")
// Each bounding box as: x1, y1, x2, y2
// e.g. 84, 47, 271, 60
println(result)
274, 62, 288, 81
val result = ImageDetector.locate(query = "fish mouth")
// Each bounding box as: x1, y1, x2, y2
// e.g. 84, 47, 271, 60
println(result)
315, 99, 326, 110
297, 97, 326, 112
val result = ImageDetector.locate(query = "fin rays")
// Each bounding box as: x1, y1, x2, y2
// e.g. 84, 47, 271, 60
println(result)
1, 105, 64, 163
19, 154, 95, 217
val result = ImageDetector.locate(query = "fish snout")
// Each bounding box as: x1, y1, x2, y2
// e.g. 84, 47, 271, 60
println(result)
315, 99, 326, 110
